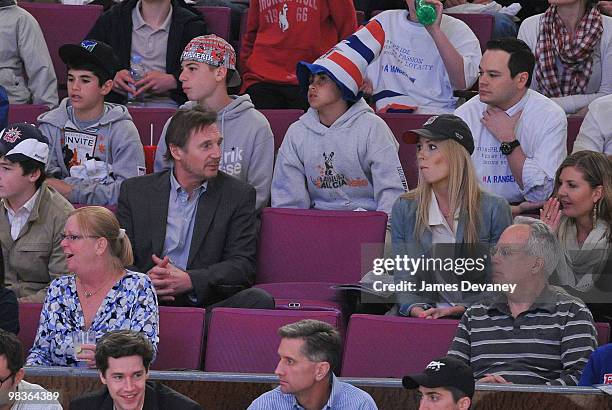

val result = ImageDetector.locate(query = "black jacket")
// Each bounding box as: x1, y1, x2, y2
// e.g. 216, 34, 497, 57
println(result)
69, 380, 202, 410
86, 0, 207, 105
0, 286, 18, 334
117, 170, 257, 307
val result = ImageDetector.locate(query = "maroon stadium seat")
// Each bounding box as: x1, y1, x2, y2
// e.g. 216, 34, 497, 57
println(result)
127, 107, 175, 147
19, 3, 103, 97
17, 303, 43, 356
567, 115, 585, 153
204, 308, 340, 373
7, 104, 49, 125
151, 306, 206, 370
259, 109, 303, 153
341, 314, 459, 377
377, 112, 430, 190
196, 6, 232, 41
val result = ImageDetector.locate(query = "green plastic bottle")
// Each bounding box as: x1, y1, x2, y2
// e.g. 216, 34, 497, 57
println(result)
415, 0, 437, 26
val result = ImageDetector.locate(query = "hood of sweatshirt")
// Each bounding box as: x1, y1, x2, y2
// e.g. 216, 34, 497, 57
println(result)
162, 95, 273, 210
38, 97, 133, 128
0, 0, 16, 8
299, 98, 375, 136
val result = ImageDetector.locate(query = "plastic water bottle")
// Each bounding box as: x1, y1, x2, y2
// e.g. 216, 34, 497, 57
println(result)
415, 0, 437, 26
128, 54, 146, 104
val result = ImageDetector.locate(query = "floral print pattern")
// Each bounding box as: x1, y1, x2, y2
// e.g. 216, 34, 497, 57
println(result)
26, 270, 159, 366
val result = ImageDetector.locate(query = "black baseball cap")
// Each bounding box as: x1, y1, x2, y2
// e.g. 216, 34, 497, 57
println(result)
59, 39, 120, 80
403, 114, 475, 155
0, 123, 49, 165
402, 357, 475, 398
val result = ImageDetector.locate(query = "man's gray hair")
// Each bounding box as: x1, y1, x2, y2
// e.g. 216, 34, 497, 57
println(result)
278, 319, 341, 374
513, 216, 562, 277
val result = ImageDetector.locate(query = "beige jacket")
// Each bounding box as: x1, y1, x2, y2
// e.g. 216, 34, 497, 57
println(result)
1, 184, 73, 302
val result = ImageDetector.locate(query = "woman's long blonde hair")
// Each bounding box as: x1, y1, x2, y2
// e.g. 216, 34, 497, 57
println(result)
403, 139, 482, 244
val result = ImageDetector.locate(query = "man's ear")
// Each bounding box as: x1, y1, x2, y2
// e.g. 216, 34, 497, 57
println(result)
314, 361, 331, 382
14, 368, 25, 385
531, 255, 545, 276
515, 71, 529, 89
457, 396, 471, 410
168, 144, 182, 162
26, 168, 41, 184
101, 79, 114, 96
99, 370, 108, 386
215, 66, 228, 84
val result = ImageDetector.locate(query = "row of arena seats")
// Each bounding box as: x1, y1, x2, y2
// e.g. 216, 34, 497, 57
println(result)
17, 3, 232, 96
18, 2, 496, 97
19, 304, 611, 374
8, 104, 587, 188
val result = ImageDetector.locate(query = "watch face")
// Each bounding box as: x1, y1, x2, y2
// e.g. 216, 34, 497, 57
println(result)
500, 140, 519, 155
500, 142, 511, 155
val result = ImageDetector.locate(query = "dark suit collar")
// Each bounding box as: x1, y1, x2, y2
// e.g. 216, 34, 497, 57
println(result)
187, 173, 223, 267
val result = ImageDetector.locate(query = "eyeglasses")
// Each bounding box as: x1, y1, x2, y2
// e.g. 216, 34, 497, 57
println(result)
0, 372, 14, 388
491, 246, 528, 257
60, 233, 99, 241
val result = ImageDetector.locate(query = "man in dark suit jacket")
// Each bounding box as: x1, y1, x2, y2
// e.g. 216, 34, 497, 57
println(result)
118, 106, 273, 309
70, 330, 202, 410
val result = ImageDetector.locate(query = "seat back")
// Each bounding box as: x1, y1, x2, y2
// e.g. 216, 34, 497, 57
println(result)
596, 322, 611, 347
566, 115, 585, 153
341, 314, 459, 377
446, 13, 494, 52
196, 6, 232, 41
127, 107, 175, 146
204, 308, 340, 373
256, 208, 387, 285
7, 104, 49, 125
151, 306, 206, 370
259, 109, 303, 153
17, 303, 44, 356
20, 3, 103, 95
377, 113, 430, 190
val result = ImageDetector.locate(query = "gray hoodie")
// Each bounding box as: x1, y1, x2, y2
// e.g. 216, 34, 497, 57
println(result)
38, 98, 145, 205
271, 98, 407, 220
0, 0, 58, 108
154, 95, 274, 210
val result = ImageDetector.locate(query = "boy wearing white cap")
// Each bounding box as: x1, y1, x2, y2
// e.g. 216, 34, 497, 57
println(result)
271, 52, 407, 222
0, 123, 73, 303
153, 35, 274, 211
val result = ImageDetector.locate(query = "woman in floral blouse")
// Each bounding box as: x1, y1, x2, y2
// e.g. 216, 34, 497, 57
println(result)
26, 206, 159, 367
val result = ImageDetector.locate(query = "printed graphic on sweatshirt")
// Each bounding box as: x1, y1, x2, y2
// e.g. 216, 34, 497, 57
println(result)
259, 0, 317, 27
279, 4, 289, 31
61, 129, 100, 169
310, 152, 368, 189
220, 145, 244, 177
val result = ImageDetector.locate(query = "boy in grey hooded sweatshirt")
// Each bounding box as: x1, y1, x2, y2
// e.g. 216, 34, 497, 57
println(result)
38, 40, 145, 206
153, 35, 274, 211
271, 54, 407, 221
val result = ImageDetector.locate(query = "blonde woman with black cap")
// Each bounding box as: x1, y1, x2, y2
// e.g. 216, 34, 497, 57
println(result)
391, 115, 512, 319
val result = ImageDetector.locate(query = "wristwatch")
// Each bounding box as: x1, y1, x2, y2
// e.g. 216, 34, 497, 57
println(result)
500, 140, 520, 155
